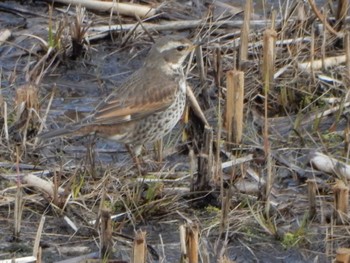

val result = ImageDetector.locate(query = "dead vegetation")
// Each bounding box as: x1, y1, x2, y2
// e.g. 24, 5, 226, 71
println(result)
0, 0, 350, 262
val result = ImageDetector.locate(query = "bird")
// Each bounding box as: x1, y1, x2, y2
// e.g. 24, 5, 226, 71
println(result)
40, 36, 195, 159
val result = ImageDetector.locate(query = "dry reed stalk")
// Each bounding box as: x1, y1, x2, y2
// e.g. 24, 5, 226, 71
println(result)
306, 179, 317, 219
186, 224, 199, 263
88, 19, 274, 41
33, 216, 45, 261
100, 209, 113, 259
195, 126, 214, 191
220, 189, 230, 233
52, 0, 156, 18
14, 146, 23, 240
335, 0, 348, 31
333, 180, 349, 224
307, 0, 342, 36
195, 44, 206, 84
218, 256, 235, 263
239, 0, 251, 64
345, 32, 350, 76
132, 230, 147, 263
186, 85, 209, 127
155, 139, 163, 163
14, 184, 23, 240
336, 248, 350, 263
262, 29, 276, 216
225, 70, 244, 144
11, 84, 40, 145
297, 1, 307, 21
214, 47, 222, 88
3, 100, 9, 144
179, 225, 187, 262
179, 223, 199, 263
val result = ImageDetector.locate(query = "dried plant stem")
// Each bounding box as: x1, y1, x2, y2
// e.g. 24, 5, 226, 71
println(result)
307, 179, 317, 219
14, 146, 23, 240
51, 0, 156, 18
100, 209, 113, 259
3, 101, 9, 144
196, 126, 214, 191
345, 32, 350, 76
132, 230, 147, 263
225, 71, 244, 144
262, 29, 277, 216
187, 224, 199, 263
333, 180, 349, 224
33, 216, 45, 260
307, 0, 342, 36
180, 224, 199, 263
239, 0, 251, 63
336, 248, 350, 263
186, 85, 209, 127
195, 44, 206, 84
335, 0, 348, 31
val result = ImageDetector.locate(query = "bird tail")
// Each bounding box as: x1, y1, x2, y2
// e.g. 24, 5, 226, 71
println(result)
39, 126, 79, 139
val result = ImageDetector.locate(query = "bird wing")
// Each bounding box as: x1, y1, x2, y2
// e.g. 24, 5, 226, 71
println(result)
84, 67, 179, 125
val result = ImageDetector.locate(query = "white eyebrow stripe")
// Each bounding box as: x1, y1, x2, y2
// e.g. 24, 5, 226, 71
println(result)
157, 42, 187, 52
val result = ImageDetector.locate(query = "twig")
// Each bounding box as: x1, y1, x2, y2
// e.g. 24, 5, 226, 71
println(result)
48, 0, 156, 18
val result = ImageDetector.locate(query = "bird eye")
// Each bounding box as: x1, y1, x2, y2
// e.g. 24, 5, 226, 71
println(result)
176, 45, 186, 52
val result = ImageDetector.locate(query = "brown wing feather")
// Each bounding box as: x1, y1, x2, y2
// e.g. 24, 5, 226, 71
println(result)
83, 67, 178, 125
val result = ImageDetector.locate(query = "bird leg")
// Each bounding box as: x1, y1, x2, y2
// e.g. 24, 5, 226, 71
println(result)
125, 144, 144, 176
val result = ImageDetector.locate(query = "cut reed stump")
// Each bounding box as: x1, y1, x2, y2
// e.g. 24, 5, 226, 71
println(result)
193, 126, 214, 192
336, 248, 350, 263
225, 70, 244, 145
132, 230, 147, 263
306, 179, 317, 220
333, 180, 349, 225
180, 223, 199, 263
100, 209, 113, 259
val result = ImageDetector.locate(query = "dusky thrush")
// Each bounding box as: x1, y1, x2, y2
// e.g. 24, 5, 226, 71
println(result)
40, 37, 195, 156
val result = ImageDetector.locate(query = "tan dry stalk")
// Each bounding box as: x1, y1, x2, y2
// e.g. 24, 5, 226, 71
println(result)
262, 29, 277, 216
297, 1, 307, 21
132, 230, 147, 263
14, 184, 23, 239
309, 26, 315, 86
196, 126, 214, 191
335, 0, 349, 31
213, 47, 222, 88
335, 248, 350, 263
186, 85, 209, 127
12, 84, 40, 145
306, 179, 317, 219
155, 139, 163, 163
225, 70, 244, 144
53, 0, 156, 18
333, 180, 349, 224
100, 209, 113, 259
239, 0, 251, 63
33, 216, 45, 260
179, 224, 187, 262
186, 224, 199, 263
218, 256, 236, 263
345, 32, 350, 76
307, 0, 342, 36
195, 44, 206, 84
220, 190, 230, 234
